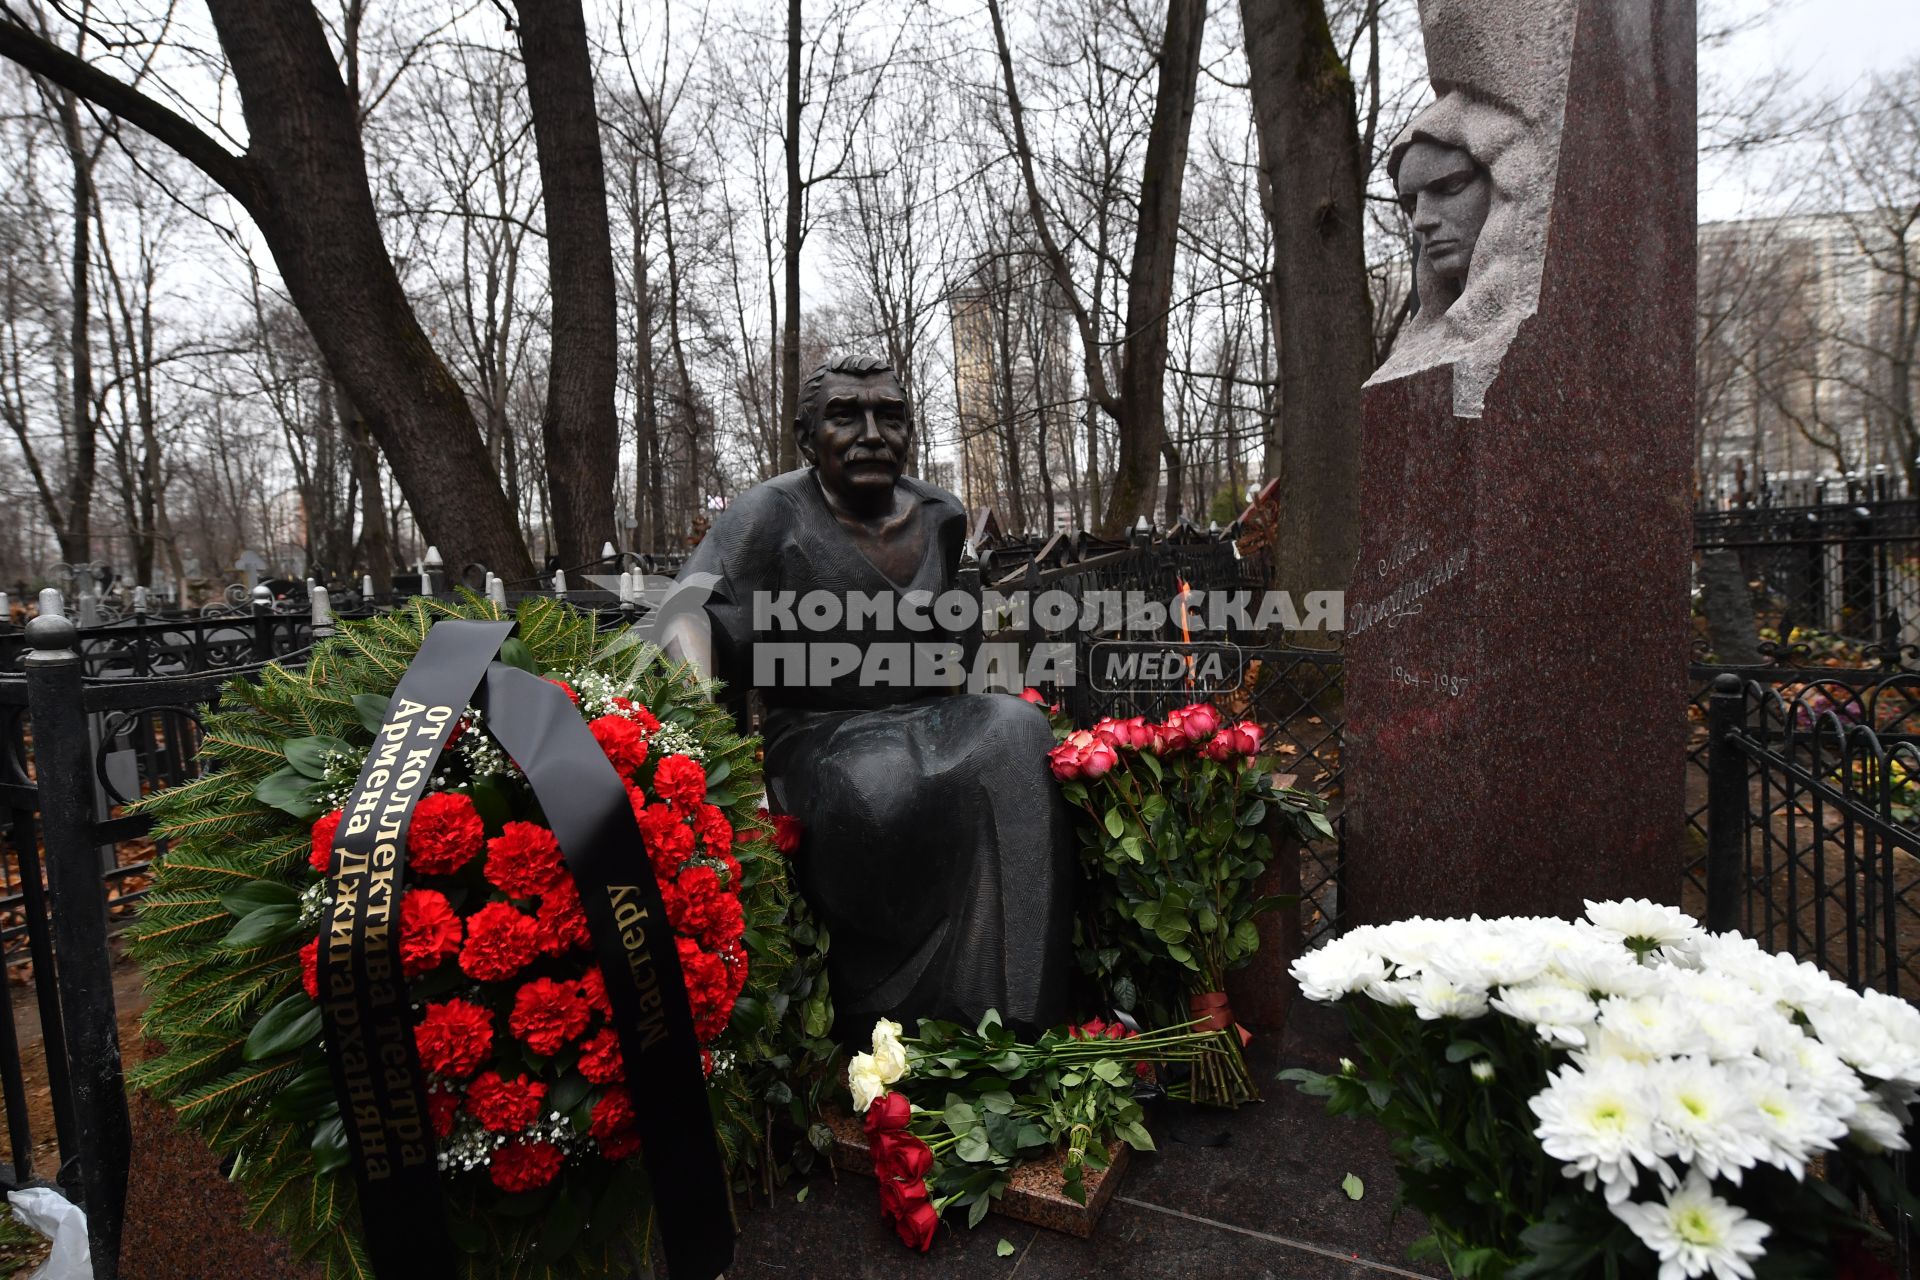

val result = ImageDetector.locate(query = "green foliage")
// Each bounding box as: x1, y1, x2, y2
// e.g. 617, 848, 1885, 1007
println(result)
1061, 748, 1324, 1104
131, 595, 828, 1279
883, 1013, 1202, 1222
1207, 485, 1242, 527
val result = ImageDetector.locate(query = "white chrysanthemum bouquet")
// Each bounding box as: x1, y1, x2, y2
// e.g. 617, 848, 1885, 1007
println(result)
1284, 900, 1920, 1279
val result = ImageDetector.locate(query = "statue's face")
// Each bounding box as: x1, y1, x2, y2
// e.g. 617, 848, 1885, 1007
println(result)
1396, 140, 1491, 293
804, 371, 910, 505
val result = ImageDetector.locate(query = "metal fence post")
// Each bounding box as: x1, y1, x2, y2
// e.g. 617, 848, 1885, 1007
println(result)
250, 582, 274, 660
1705, 673, 1748, 935
23, 614, 128, 1278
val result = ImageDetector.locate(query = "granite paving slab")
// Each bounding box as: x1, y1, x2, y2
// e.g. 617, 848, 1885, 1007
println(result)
732, 1001, 1440, 1279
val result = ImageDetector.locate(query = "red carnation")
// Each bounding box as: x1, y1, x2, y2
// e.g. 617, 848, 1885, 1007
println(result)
664, 865, 743, 951
588, 1085, 635, 1143
427, 1088, 460, 1139
589, 714, 649, 778
510, 976, 593, 1055
465, 1070, 549, 1134
676, 938, 734, 1042
773, 813, 803, 856
634, 802, 696, 880
546, 678, 581, 707
299, 938, 320, 1000
407, 791, 485, 875
489, 1139, 564, 1193
608, 697, 661, 736
485, 822, 567, 899
535, 876, 593, 956
399, 888, 463, 978
692, 804, 735, 859
414, 998, 494, 1079
577, 967, 612, 1017
601, 1129, 642, 1161
310, 810, 342, 875
459, 901, 542, 982
652, 754, 707, 807
588, 1086, 642, 1159
577, 1027, 625, 1084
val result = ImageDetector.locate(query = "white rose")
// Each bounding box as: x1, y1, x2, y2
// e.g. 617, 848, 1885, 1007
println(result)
848, 1051, 887, 1112
871, 1030, 908, 1085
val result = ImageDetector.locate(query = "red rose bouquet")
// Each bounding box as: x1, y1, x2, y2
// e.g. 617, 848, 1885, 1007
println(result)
132, 599, 828, 1280
1049, 702, 1333, 1106
847, 1012, 1212, 1251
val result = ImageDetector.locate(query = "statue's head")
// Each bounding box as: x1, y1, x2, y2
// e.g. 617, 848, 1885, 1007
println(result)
794, 353, 911, 507
1390, 136, 1492, 306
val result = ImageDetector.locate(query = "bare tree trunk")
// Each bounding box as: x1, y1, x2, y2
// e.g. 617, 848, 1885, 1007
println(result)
630, 156, 662, 551
0, 1, 537, 576
1240, 0, 1373, 599
54, 83, 94, 565
341, 388, 394, 594
988, 0, 1205, 535
513, 0, 618, 567
779, 0, 803, 473
1107, 0, 1205, 533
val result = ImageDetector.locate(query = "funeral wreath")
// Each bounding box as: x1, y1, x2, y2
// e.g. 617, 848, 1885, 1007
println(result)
131, 598, 830, 1280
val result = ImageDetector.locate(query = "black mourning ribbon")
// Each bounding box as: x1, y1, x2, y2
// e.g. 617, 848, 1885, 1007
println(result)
317, 619, 733, 1280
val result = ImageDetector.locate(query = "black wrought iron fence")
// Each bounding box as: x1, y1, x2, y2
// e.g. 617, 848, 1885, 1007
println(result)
1695, 495, 1920, 653
977, 530, 1346, 947
1699, 672, 1920, 996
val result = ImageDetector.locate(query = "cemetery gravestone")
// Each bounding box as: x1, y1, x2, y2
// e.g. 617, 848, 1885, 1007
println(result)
1698, 549, 1763, 666
1344, 0, 1694, 922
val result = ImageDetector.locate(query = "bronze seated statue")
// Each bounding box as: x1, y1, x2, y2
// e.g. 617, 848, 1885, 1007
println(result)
663, 354, 1075, 1038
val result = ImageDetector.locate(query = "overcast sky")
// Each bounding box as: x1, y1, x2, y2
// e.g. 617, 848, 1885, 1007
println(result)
1700, 0, 1920, 221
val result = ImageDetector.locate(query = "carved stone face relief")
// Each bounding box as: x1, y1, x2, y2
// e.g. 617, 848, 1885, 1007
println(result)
1393, 139, 1492, 312
1364, 0, 1579, 417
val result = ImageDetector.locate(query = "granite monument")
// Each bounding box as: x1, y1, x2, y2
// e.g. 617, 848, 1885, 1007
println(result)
1344, 0, 1695, 922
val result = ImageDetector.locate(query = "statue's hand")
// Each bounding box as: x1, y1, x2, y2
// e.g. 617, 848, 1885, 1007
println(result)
659, 612, 717, 702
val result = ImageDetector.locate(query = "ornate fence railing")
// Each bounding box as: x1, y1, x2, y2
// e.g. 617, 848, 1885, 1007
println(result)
1697, 670, 1920, 997
1696, 494, 1920, 651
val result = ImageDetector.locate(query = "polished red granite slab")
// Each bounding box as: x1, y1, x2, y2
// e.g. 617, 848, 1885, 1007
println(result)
1344, 0, 1695, 924
121, 1090, 322, 1280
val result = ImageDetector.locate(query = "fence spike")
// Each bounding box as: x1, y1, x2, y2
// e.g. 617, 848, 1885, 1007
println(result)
37, 588, 64, 619
311, 585, 334, 638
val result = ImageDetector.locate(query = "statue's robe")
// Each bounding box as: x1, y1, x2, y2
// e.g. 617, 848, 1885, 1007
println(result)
674, 469, 1074, 1037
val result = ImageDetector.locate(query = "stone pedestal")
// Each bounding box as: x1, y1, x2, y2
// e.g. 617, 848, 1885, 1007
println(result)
122, 1091, 322, 1280
1344, 0, 1694, 923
